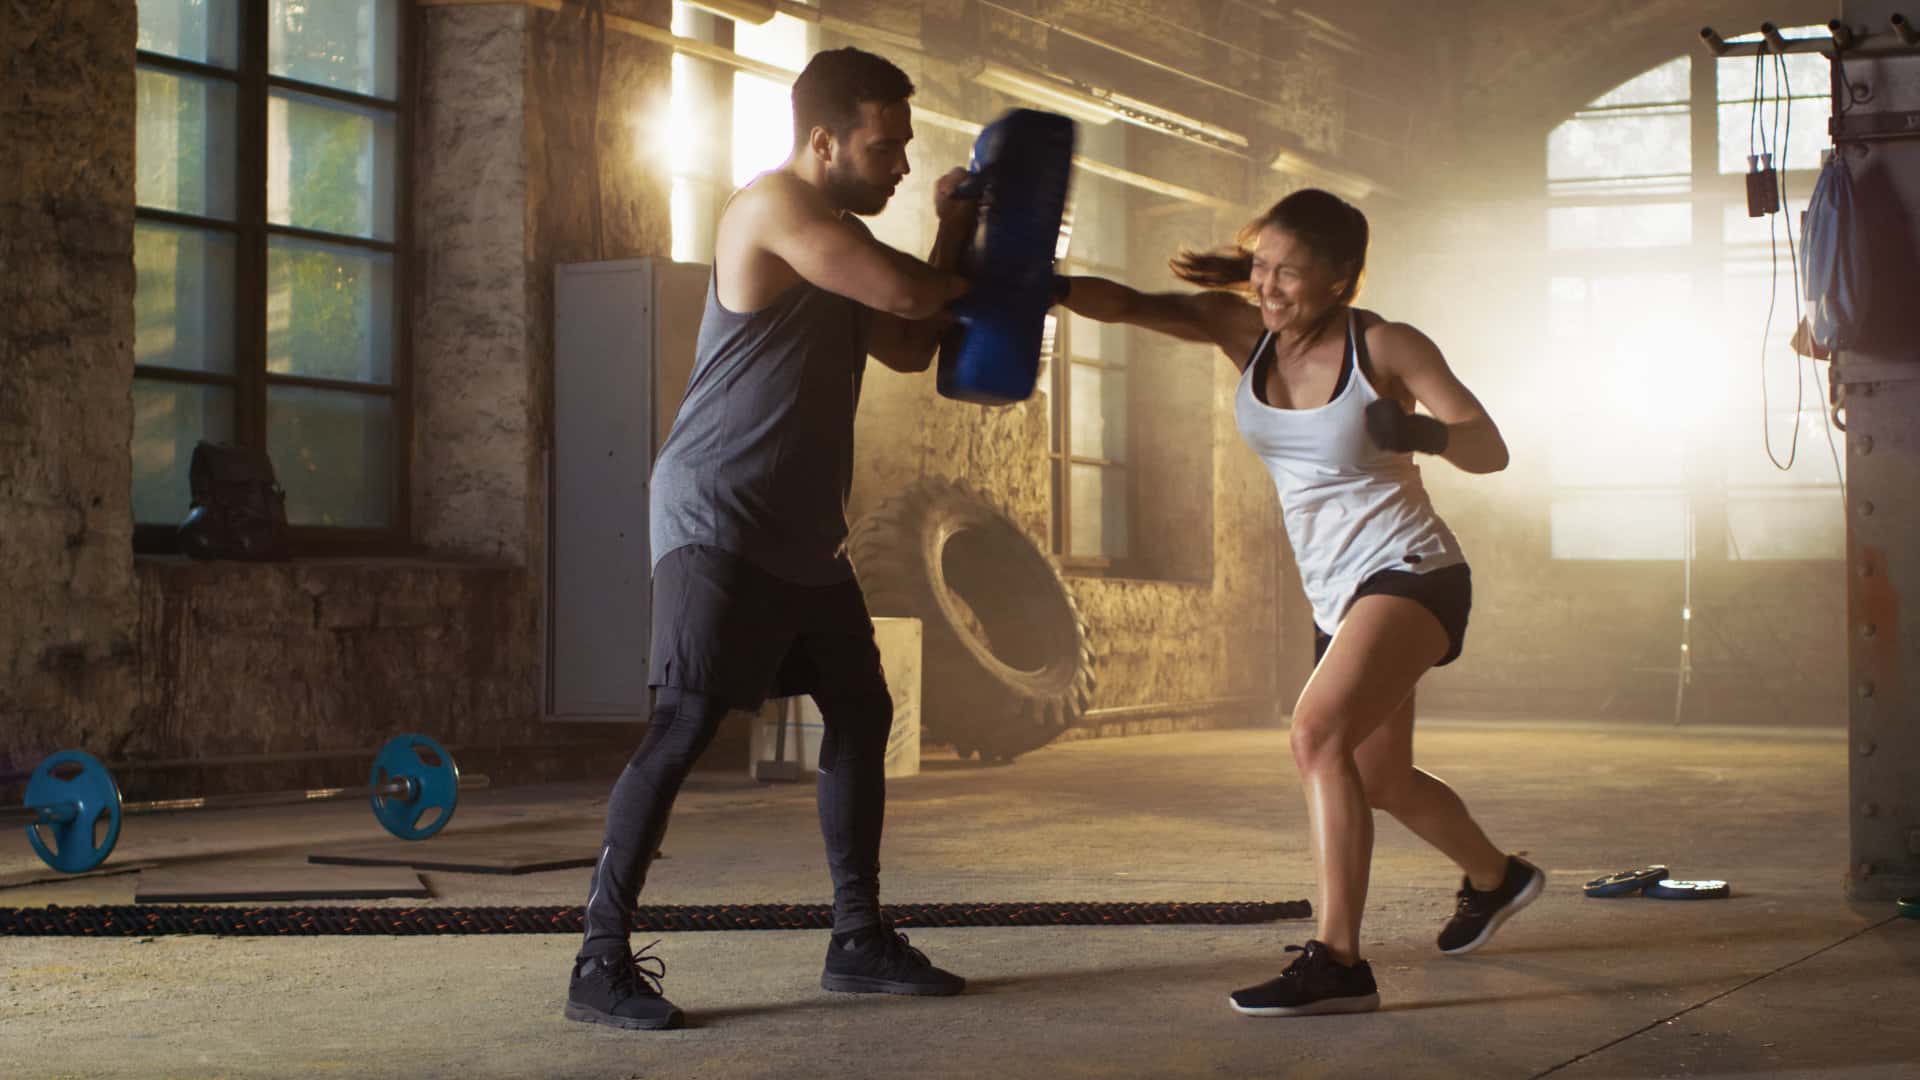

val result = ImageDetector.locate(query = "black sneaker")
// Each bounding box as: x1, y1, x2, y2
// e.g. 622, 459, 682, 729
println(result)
1439, 854, 1546, 955
563, 941, 685, 1030
1228, 940, 1380, 1017
821, 923, 966, 996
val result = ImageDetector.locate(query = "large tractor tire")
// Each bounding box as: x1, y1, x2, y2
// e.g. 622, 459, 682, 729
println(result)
849, 479, 1095, 762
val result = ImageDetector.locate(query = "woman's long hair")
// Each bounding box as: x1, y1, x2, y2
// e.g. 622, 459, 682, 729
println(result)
1170, 189, 1369, 306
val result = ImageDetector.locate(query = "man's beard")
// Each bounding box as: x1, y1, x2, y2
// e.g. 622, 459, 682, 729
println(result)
824, 164, 893, 215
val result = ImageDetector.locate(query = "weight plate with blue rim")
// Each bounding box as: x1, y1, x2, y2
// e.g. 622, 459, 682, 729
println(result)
1897, 896, 1920, 919
1583, 866, 1669, 898
368, 734, 461, 841
1644, 878, 1731, 900
23, 750, 123, 873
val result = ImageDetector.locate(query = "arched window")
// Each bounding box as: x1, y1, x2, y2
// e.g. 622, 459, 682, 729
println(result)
1544, 29, 1841, 561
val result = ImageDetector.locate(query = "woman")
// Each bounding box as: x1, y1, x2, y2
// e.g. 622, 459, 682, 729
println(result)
1056, 188, 1542, 1017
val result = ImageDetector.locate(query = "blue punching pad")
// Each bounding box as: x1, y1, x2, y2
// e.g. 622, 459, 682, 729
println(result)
937, 109, 1077, 406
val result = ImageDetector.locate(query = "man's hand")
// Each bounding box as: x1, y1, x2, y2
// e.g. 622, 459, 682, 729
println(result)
934, 166, 981, 227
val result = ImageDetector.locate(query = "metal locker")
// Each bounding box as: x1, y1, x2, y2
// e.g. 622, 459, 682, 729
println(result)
546, 257, 709, 721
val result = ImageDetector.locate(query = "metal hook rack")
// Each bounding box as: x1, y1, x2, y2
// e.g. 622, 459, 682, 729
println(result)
1698, 18, 1920, 146
1698, 16, 1920, 58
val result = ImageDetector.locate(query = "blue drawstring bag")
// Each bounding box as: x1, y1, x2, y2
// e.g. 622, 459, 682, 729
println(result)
1801, 154, 1867, 351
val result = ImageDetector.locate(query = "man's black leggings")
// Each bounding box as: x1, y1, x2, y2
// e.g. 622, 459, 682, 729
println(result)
578, 685, 894, 961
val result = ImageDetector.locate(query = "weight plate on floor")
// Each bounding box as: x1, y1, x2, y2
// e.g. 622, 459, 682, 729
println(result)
1583, 866, 1670, 898
1644, 878, 1731, 900
369, 734, 460, 841
23, 750, 123, 873
1897, 897, 1920, 919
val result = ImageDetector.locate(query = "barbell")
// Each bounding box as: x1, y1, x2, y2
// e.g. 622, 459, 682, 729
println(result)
6, 733, 486, 874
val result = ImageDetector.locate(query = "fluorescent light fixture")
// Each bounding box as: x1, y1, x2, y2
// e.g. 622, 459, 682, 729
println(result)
684, 0, 776, 25
1101, 88, 1249, 149
972, 62, 1121, 126
1291, 9, 1362, 54
1269, 148, 1384, 201
971, 62, 1250, 152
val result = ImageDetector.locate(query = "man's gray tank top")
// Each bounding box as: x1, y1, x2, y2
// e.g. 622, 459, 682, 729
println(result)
649, 233, 874, 586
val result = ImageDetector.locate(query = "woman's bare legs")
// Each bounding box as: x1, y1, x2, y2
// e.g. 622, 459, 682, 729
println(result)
1354, 693, 1509, 893
1289, 594, 1502, 963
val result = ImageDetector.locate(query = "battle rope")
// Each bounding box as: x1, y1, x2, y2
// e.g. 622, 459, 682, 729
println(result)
0, 900, 1309, 936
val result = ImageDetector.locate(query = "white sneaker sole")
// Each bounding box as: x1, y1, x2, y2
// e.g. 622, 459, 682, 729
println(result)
1229, 991, 1381, 1017
1441, 863, 1547, 956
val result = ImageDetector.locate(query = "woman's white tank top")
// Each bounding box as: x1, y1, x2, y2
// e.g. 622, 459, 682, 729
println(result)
1233, 309, 1465, 635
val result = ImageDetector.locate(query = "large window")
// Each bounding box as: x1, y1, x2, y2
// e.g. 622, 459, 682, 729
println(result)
1544, 30, 1842, 562
135, 0, 407, 549
668, 3, 816, 262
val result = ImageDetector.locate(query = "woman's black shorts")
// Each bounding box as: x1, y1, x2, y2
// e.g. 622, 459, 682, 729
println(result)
1312, 563, 1472, 668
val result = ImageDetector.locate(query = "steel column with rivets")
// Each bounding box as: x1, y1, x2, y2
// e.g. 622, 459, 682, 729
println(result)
1839, 2, 1920, 901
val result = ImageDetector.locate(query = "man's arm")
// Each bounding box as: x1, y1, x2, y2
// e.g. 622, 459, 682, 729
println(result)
755, 174, 968, 319
867, 168, 979, 373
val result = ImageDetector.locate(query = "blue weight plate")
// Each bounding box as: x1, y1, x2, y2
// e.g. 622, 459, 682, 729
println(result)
23, 750, 123, 873
1583, 865, 1670, 898
1644, 878, 1731, 900
369, 734, 460, 841
1896, 896, 1920, 919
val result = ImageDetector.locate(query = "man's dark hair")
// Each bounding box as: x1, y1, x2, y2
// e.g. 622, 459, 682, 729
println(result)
791, 47, 915, 146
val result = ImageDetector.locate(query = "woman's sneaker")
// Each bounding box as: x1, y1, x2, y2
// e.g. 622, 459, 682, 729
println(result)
1228, 940, 1381, 1017
821, 923, 966, 996
564, 941, 685, 1030
1438, 854, 1546, 955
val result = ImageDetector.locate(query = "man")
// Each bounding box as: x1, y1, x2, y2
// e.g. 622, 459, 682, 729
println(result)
565, 47, 976, 1031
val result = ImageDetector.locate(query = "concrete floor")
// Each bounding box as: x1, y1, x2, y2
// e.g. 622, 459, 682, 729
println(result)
3, 718, 1917, 1079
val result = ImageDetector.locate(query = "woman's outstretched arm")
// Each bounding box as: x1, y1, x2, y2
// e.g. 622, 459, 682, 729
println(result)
1058, 276, 1266, 369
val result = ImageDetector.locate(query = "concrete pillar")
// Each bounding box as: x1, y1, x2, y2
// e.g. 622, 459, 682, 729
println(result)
0, 2, 141, 761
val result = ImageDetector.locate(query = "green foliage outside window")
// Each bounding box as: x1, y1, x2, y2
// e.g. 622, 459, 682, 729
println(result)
133, 0, 403, 534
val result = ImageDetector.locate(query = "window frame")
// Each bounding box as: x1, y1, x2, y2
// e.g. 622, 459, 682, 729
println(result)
1048, 249, 1131, 575
1543, 41, 1840, 565
667, 5, 736, 265
133, 1, 414, 555
666, 2, 824, 263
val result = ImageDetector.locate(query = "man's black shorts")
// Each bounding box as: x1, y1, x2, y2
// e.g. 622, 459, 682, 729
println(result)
648, 544, 887, 709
